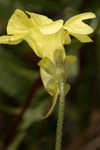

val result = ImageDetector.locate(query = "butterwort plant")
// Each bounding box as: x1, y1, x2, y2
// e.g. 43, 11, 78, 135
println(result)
0, 9, 96, 150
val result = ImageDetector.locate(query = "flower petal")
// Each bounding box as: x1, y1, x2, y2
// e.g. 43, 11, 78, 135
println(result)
24, 28, 65, 59
64, 31, 71, 45
0, 35, 23, 45
25, 11, 53, 26
7, 9, 32, 34
64, 12, 96, 34
39, 19, 64, 34
71, 33, 93, 42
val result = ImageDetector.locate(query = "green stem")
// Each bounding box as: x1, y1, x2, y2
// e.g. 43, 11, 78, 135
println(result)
55, 80, 65, 150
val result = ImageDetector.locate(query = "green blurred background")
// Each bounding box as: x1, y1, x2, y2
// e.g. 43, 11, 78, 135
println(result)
0, 0, 100, 150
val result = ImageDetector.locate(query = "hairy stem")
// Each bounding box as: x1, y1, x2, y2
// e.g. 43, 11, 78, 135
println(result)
55, 80, 65, 150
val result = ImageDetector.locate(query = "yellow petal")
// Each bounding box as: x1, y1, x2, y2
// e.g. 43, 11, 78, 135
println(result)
64, 31, 71, 45
24, 28, 65, 59
7, 9, 32, 34
64, 12, 96, 34
39, 19, 64, 34
0, 35, 23, 45
71, 33, 93, 42
25, 11, 53, 26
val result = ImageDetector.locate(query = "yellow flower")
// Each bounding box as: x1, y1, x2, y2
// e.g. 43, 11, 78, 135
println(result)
0, 9, 96, 61
0, 9, 96, 118
0, 9, 65, 61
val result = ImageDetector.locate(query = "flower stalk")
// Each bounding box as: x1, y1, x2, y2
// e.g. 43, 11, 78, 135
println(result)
55, 80, 65, 150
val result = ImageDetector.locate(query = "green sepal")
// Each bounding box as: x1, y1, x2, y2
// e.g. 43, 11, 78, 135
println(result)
65, 55, 77, 65
64, 55, 77, 73
40, 67, 58, 95
39, 50, 65, 95
38, 57, 55, 75
53, 49, 65, 66
46, 78, 58, 95
40, 50, 77, 96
